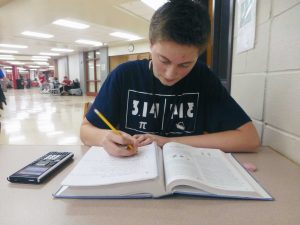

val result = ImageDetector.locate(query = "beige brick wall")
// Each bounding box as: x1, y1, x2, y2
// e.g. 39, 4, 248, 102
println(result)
231, 0, 300, 164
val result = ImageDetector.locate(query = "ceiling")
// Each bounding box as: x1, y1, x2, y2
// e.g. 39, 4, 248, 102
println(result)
0, 0, 156, 68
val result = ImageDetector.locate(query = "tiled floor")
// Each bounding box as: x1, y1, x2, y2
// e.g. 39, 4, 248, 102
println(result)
0, 88, 94, 145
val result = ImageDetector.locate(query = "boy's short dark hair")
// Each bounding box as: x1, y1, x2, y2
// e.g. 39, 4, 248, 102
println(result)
149, 0, 211, 51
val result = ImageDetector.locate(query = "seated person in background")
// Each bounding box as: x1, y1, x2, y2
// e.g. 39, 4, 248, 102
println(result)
59, 76, 72, 94
69, 78, 82, 96
7, 79, 12, 89
53, 77, 60, 89
0, 84, 6, 110
72, 78, 80, 89
26, 78, 31, 89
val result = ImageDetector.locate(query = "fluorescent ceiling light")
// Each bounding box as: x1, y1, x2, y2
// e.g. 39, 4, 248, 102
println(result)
0, 49, 18, 54
28, 65, 40, 68
35, 62, 49, 65
32, 55, 51, 59
110, 32, 142, 41
52, 19, 90, 29
6, 61, 25, 65
0, 44, 28, 49
21, 31, 54, 38
31, 58, 48, 61
39, 52, 60, 56
51, 48, 74, 52
75, 39, 102, 46
0, 55, 15, 60
140, 0, 167, 10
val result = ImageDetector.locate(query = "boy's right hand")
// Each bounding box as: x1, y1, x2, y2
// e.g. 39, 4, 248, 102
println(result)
102, 130, 138, 157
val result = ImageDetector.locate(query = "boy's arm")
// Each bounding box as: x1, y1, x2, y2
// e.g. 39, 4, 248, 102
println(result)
135, 122, 260, 153
80, 118, 138, 157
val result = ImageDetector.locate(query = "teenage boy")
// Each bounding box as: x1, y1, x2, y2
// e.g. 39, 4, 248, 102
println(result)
80, 0, 260, 157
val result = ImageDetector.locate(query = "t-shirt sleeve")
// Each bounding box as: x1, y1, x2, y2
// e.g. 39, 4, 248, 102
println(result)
203, 71, 251, 133
85, 67, 122, 129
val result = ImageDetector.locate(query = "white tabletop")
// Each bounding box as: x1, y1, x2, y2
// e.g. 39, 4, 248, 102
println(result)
1, 145, 300, 225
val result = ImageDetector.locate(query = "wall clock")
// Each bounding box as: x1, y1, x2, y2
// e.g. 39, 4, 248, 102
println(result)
128, 43, 134, 52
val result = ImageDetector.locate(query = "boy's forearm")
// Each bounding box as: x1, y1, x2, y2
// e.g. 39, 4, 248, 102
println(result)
80, 122, 107, 147
168, 122, 260, 153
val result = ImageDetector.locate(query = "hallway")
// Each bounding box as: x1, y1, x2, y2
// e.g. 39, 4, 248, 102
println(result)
0, 88, 94, 145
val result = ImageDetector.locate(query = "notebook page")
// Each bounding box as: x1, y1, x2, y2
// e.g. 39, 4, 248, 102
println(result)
62, 143, 158, 186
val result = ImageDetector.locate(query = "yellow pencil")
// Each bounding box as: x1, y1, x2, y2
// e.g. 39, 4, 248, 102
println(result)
94, 109, 133, 150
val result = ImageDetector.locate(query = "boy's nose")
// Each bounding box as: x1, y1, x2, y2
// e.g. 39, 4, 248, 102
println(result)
165, 66, 177, 79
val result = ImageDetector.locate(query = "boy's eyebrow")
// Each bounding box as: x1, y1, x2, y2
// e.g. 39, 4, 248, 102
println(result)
158, 54, 195, 65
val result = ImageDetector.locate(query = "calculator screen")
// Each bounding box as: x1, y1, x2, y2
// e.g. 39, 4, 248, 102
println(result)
18, 166, 48, 175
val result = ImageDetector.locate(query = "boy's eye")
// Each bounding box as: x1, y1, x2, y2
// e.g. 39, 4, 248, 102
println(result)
179, 64, 190, 68
161, 60, 169, 64
158, 56, 169, 64
159, 59, 169, 64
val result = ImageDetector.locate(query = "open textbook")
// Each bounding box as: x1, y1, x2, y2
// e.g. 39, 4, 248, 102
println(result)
53, 142, 273, 200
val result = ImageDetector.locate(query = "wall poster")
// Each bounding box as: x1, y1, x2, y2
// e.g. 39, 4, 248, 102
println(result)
236, 0, 257, 53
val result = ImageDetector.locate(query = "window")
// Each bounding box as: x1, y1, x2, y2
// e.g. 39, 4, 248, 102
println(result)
85, 50, 101, 96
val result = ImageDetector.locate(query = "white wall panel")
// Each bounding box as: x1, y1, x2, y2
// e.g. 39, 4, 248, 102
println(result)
272, 0, 300, 16
269, 4, 300, 71
232, 1, 300, 164
253, 119, 263, 141
245, 22, 270, 73
265, 71, 300, 136
256, 0, 271, 25
231, 73, 266, 121
263, 125, 300, 164
231, 39, 247, 74
57, 57, 68, 81
68, 54, 80, 81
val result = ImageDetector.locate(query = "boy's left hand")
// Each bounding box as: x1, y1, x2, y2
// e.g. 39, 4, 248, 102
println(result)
134, 134, 169, 147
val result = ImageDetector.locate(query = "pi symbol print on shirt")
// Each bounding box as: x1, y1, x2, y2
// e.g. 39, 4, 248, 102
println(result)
125, 90, 199, 135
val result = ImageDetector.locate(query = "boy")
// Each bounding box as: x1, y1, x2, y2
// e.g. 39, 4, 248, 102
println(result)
80, 0, 260, 157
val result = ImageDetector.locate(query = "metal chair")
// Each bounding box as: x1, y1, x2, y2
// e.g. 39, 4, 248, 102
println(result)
49, 82, 60, 95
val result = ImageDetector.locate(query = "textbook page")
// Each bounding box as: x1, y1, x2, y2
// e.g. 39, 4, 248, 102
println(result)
163, 142, 254, 193
62, 143, 158, 186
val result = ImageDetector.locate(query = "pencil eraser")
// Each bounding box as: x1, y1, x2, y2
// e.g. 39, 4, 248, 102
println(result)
242, 162, 257, 172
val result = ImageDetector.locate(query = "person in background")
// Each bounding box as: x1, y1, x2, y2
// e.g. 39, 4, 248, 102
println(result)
80, 0, 260, 157
53, 77, 60, 89
38, 73, 49, 93
60, 75, 72, 95
26, 78, 31, 89
0, 81, 6, 131
72, 78, 80, 89
0, 67, 8, 92
0, 67, 5, 80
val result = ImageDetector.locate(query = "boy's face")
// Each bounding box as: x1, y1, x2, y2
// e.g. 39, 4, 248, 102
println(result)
150, 40, 199, 86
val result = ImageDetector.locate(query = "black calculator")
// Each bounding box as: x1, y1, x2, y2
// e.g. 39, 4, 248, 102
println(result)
7, 151, 74, 184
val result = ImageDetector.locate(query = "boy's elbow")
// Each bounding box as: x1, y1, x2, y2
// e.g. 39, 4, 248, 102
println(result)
247, 136, 261, 152
240, 122, 261, 152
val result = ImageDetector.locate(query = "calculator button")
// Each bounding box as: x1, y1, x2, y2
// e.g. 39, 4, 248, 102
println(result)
35, 161, 50, 166
48, 162, 57, 166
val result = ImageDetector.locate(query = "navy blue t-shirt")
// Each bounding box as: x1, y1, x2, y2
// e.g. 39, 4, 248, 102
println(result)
86, 59, 250, 137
